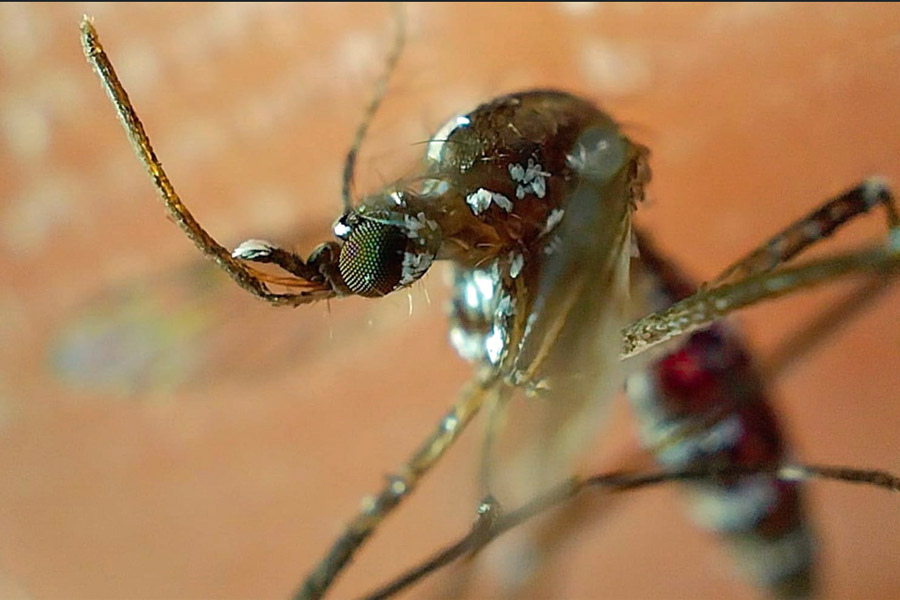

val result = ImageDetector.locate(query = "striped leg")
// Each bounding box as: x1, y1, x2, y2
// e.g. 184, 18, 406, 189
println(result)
713, 178, 898, 286
295, 374, 499, 600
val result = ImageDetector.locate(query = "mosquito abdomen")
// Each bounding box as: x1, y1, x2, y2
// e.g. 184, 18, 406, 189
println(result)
627, 234, 816, 599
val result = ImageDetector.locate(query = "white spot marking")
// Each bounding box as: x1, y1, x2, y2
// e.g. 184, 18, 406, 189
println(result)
421, 178, 450, 196
389, 190, 405, 206
777, 465, 809, 482
492, 193, 514, 212
697, 415, 743, 455
442, 414, 459, 433
509, 253, 524, 278
688, 476, 778, 532
464, 283, 480, 311
427, 114, 471, 163
389, 476, 408, 496
449, 326, 486, 362
472, 270, 496, 306
360, 495, 378, 515
332, 220, 352, 239
739, 528, 814, 585
863, 176, 889, 208
509, 158, 550, 199
466, 188, 512, 215
485, 324, 507, 365
403, 212, 428, 238
466, 188, 493, 214
496, 294, 515, 318
542, 235, 562, 256
400, 251, 433, 286
802, 220, 822, 240
543, 208, 565, 235
232, 239, 276, 260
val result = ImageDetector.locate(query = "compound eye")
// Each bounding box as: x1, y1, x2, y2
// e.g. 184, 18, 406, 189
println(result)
338, 220, 409, 297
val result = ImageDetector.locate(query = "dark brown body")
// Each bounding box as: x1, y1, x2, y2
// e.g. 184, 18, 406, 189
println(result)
411, 91, 648, 387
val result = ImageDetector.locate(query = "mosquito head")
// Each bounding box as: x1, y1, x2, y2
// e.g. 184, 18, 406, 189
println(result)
332, 200, 441, 298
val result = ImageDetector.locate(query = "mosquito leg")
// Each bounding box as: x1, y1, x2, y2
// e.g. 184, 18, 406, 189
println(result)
621, 238, 900, 360
362, 463, 900, 600
712, 179, 899, 286
763, 276, 894, 379
341, 4, 406, 213
80, 18, 333, 307
477, 386, 512, 497
644, 274, 892, 469
231, 239, 345, 286
624, 185, 900, 360
295, 372, 500, 600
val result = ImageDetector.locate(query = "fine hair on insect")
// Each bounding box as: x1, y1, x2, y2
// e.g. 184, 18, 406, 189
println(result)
79, 8, 900, 600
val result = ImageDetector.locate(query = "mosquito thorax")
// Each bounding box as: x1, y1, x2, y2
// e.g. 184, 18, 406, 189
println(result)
421, 90, 639, 252
413, 90, 648, 377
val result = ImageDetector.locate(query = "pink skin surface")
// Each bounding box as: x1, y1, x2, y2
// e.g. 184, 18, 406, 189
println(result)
2, 4, 899, 599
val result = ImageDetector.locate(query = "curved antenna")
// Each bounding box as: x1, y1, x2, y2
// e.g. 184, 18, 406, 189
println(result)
81, 18, 335, 307
341, 3, 407, 213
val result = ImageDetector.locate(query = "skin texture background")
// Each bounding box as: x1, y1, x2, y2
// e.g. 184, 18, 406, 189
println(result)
2, 3, 899, 598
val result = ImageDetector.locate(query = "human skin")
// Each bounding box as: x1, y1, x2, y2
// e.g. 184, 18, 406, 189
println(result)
1, 3, 899, 599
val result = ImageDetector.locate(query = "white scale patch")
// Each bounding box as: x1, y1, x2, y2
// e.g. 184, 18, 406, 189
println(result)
404, 213, 426, 238
426, 114, 471, 164
509, 158, 550, 199
449, 326, 486, 362
738, 527, 814, 585
231, 239, 275, 260
448, 263, 514, 366
466, 188, 513, 215
389, 190, 405, 206
862, 177, 888, 208
649, 414, 745, 471
542, 235, 562, 256
332, 220, 352, 239
495, 293, 515, 317
543, 208, 565, 235
466, 269, 497, 312
509, 252, 524, 278
688, 475, 778, 533
399, 251, 433, 286
403, 212, 438, 245
801, 220, 822, 241
484, 324, 507, 365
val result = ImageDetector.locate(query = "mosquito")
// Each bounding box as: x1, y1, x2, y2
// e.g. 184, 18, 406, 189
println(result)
80, 14, 900, 600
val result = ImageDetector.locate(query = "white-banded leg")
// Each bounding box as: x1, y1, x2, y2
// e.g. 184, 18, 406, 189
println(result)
295, 372, 501, 600
623, 181, 900, 360
359, 463, 900, 599
713, 179, 898, 285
